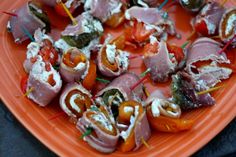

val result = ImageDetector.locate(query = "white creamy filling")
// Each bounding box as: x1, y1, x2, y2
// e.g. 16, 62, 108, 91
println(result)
34, 29, 53, 44
84, 0, 92, 10
106, 44, 117, 64
81, 60, 90, 80
149, 35, 158, 45
69, 94, 83, 113
225, 14, 236, 36
26, 42, 40, 59
92, 113, 113, 131
204, 19, 216, 35
55, 39, 72, 53
117, 50, 129, 69
65, 0, 74, 8
74, 62, 86, 71
151, 99, 161, 117
120, 106, 139, 141
111, 2, 122, 15
137, 0, 149, 8
124, 106, 134, 113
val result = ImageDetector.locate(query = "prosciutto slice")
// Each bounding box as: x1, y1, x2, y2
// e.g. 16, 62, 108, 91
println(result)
125, 6, 176, 37
77, 110, 119, 153
27, 60, 62, 107
97, 43, 129, 77
186, 37, 230, 76
59, 47, 89, 82
84, 0, 123, 22
59, 83, 93, 119
8, 2, 47, 43
96, 73, 144, 102
143, 40, 177, 82
192, 2, 225, 36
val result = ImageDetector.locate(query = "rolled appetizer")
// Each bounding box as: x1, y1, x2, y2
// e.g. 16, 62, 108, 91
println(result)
118, 100, 151, 152
219, 8, 236, 46
26, 60, 62, 107
145, 90, 194, 132
125, 6, 176, 42
7, 1, 50, 43
192, 1, 225, 36
179, 0, 206, 12
23, 29, 60, 73
77, 109, 119, 153
59, 83, 93, 119
186, 37, 232, 88
143, 38, 185, 82
59, 47, 89, 82
97, 35, 129, 77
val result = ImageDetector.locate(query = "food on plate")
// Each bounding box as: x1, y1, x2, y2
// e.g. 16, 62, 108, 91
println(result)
55, 12, 103, 57
7, 1, 51, 43
59, 47, 90, 82
26, 59, 62, 107
192, 1, 225, 36
23, 29, 60, 73
97, 35, 129, 77
77, 108, 119, 153
59, 83, 93, 119
118, 100, 151, 152
143, 38, 185, 82
219, 8, 236, 46
125, 6, 176, 42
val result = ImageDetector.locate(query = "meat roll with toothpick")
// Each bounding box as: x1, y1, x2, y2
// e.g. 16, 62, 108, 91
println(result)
26, 60, 62, 107
59, 83, 93, 119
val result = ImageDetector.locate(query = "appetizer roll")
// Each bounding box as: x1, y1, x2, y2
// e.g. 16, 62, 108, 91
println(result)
186, 37, 232, 87
23, 29, 60, 73
125, 6, 176, 41
77, 109, 119, 153
55, 12, 103, 58
84, 0, 123, 23
179, 0, 206, 12
97, 36, 129, 77
192, 2, 225, 36
219, 8, 236, 46
59, 83, 93, 119
143, 39, 185, 82
26, 60, 62, 107
118, 101, 151, 152
7, 1, 50, 43
95, 73, 144, 106
59, 47, 89, 82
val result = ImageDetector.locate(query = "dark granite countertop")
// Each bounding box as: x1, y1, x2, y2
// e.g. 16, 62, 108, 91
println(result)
0, 102, 235, 157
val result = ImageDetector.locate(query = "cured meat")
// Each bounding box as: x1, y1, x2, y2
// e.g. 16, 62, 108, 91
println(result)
23, 29, 60, 73
143, 40, 177, 82
192, 2, 225, 36
26, 60, 62, 107
77, 110, 119, 153
95, 73, 144, 104
97, 42, 129, 77
84, 0, 123, 22
125, 6, 176, 37
171, 71, 215, 110
7, 2, 50, 43
59, 83, 93, 119
59, 47, 89, 82
219, 8, 236, 46
186, 37, 230, 75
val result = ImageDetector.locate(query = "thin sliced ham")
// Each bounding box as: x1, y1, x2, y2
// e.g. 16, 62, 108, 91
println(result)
143, 40, 177, 82
97, 44, 129, 77
27, 60, 62, 107
186, 37, 230, 76
96, 73, 144, 102
59, 83, 93, 119
59, 47, 89, 82
125, 6, 176, 37
84, 0, 123, 22
8, 2, 46, 43
77, 110, 119, 153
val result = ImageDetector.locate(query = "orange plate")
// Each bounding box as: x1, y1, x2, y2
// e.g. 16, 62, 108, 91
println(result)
0, 0, 236, 157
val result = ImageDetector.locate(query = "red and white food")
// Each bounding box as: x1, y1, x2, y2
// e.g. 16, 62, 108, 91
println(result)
26, 60, 62, 107
192, 1, 225, 36
77, 109, 120, 153
59, 82, 93, 119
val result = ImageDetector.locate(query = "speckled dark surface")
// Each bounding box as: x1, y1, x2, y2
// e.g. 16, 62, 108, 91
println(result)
0, 102, 235, 157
